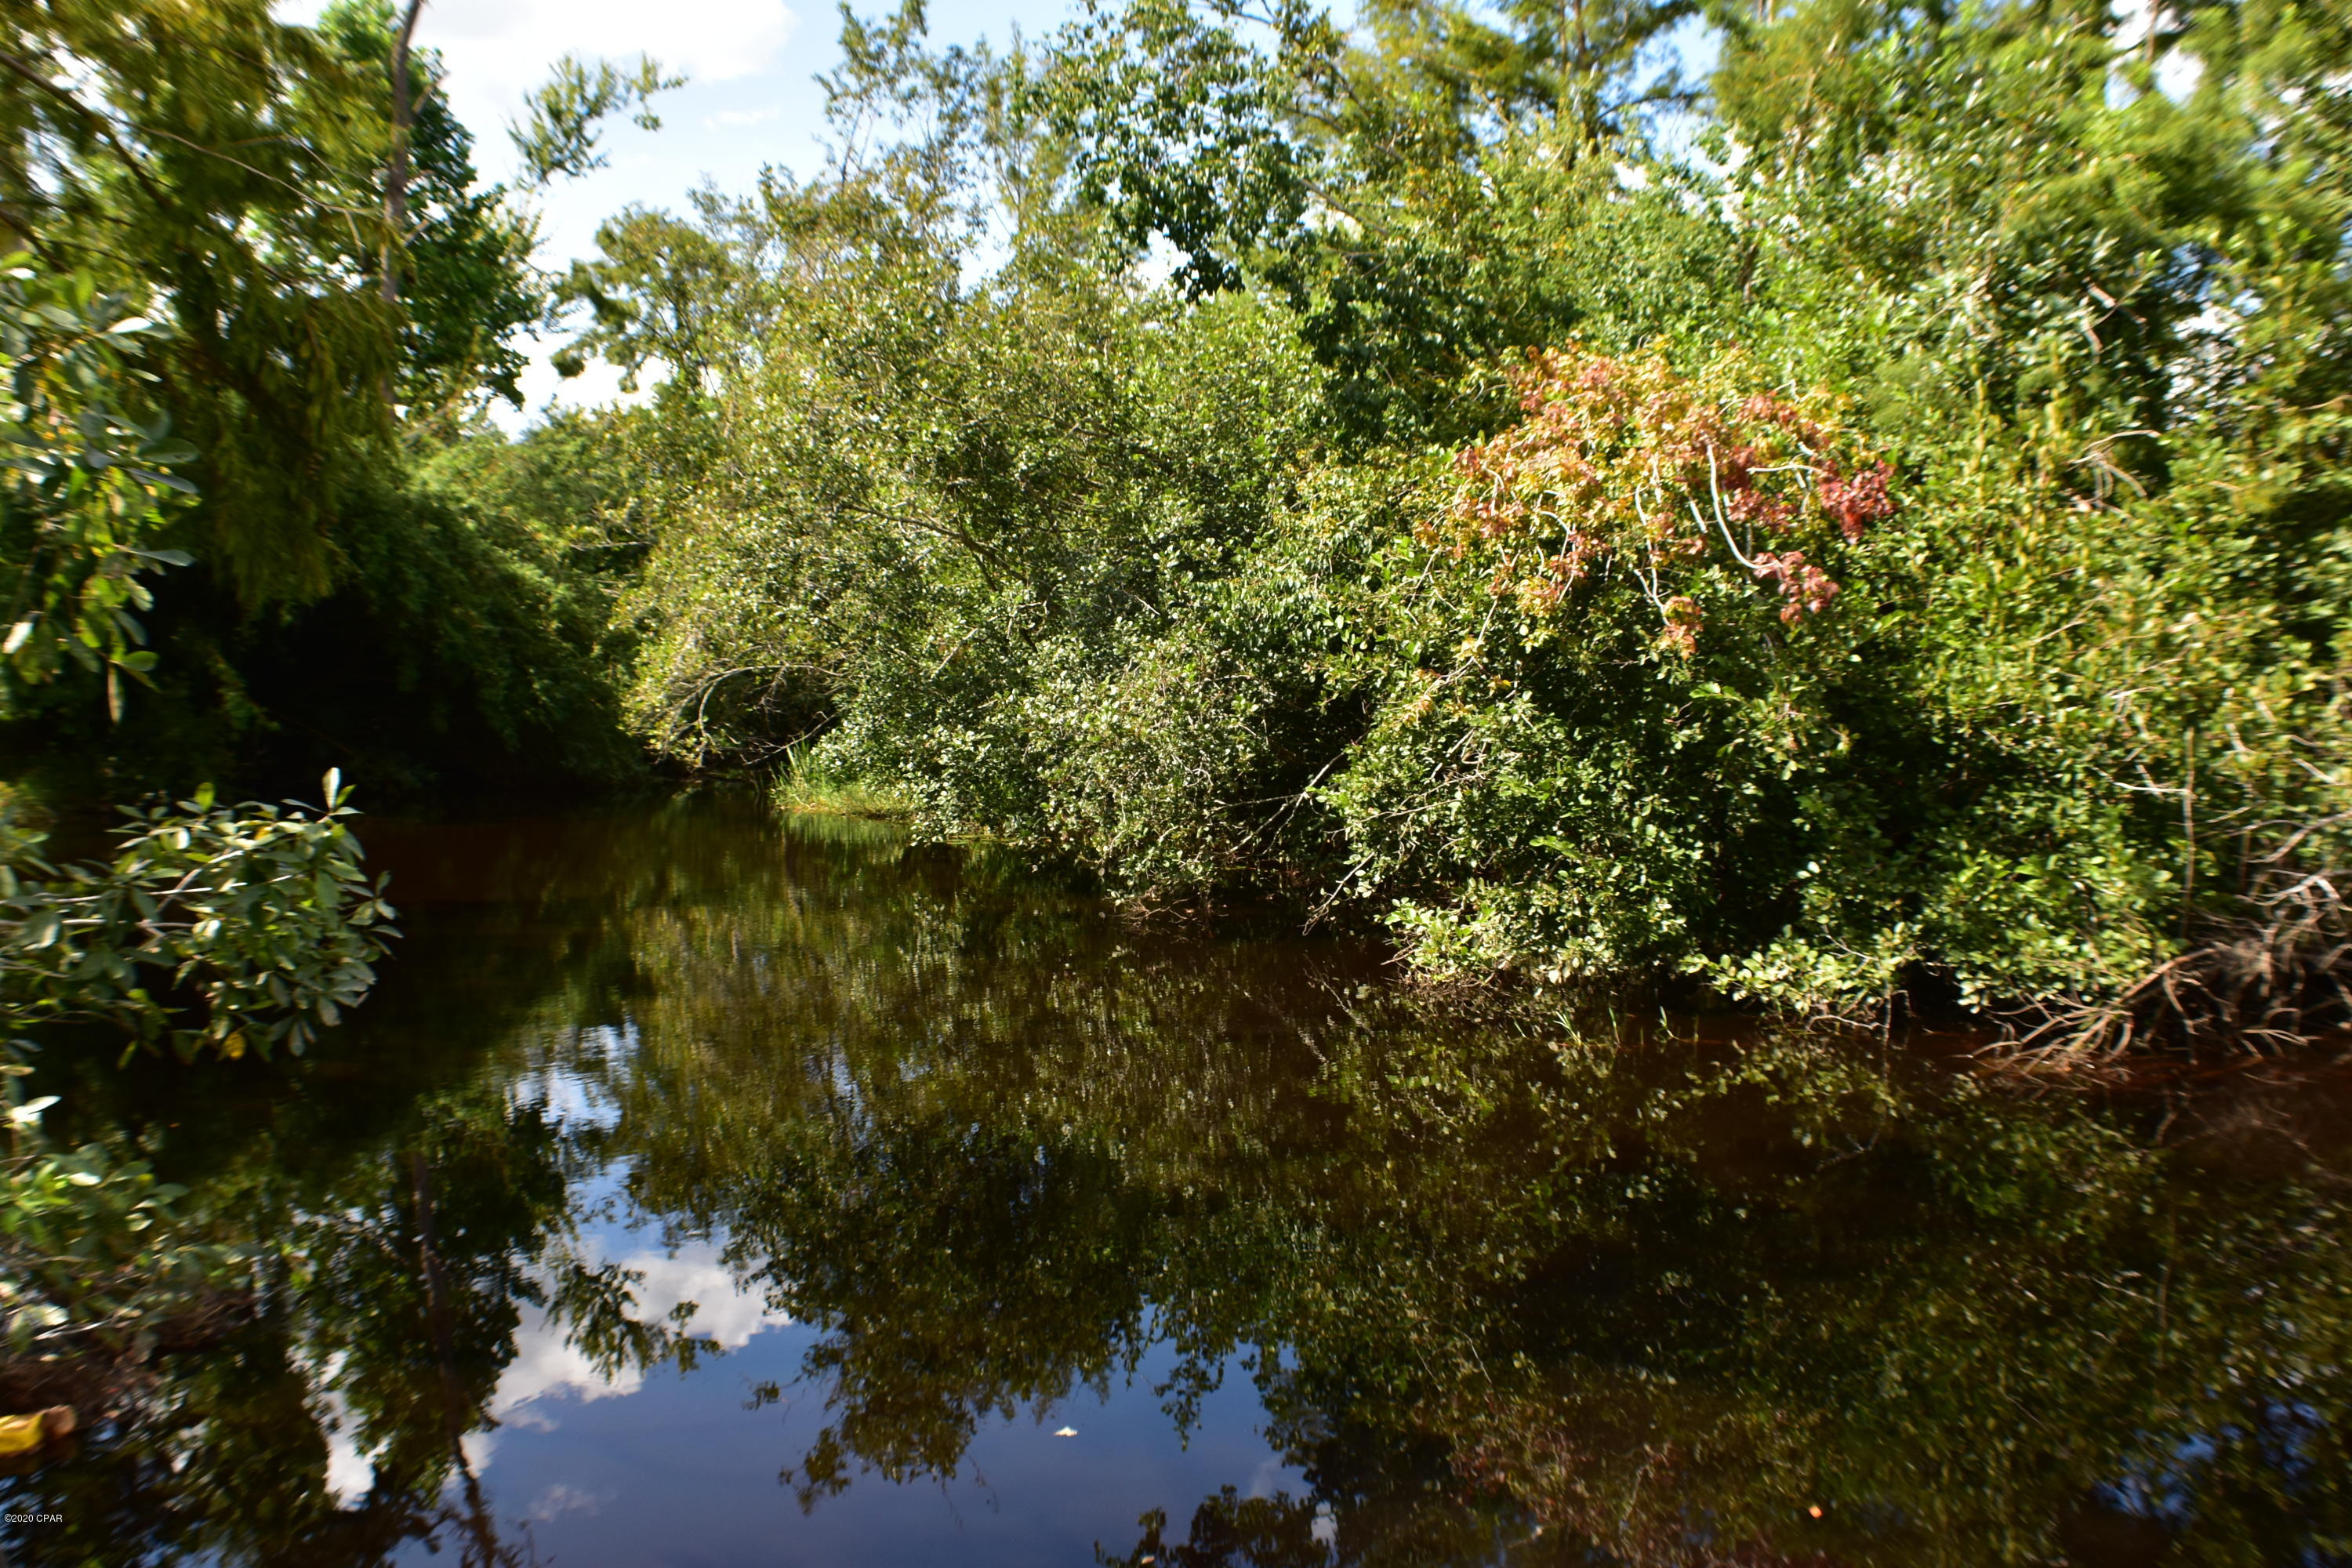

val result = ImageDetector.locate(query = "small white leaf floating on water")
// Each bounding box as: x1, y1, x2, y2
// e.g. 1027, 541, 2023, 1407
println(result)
1053, 1426, 1078, 1438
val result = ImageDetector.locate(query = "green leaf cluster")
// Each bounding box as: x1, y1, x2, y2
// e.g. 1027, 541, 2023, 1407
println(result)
0, 774, 397, 1062
0, 256, 196, 720
567, 0, 2352, 1047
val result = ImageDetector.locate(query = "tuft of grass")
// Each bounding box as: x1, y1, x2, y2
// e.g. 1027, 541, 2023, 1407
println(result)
769, 743, 914, 822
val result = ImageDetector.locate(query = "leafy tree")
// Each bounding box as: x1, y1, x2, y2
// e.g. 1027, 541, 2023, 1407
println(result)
1, 256, 197, 721
575, 0, 2352, 1045
313, 0, 545, 422
0, 0, 399, 604
0, 2, 688, 797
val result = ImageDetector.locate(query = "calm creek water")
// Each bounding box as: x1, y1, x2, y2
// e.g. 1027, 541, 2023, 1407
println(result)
9, 794, 2352, 1566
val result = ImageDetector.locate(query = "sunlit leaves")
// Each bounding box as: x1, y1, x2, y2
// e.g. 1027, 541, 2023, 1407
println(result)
510, 53, 687, 187
0, 256, 198, 719
0, 775, 397, 1062
1433, 347, 1892, 648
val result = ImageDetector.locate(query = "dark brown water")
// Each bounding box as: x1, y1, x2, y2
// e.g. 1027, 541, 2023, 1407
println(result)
8, 794, 2352, 1566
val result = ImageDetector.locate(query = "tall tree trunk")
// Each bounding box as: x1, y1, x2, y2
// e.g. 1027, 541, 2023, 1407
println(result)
380, 0, 426, 307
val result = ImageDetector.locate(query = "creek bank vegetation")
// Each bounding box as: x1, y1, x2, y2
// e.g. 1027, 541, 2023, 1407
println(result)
558, 0, 2352, 1060
2, 0, 2347, 1544
3, 0, 2350, 1127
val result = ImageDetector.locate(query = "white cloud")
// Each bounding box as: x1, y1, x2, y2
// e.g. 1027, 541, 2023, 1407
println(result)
529, 1482, 613, 1522
707, 107, 782, 129
274, 0, 800, 183
625, 1241, 785, 1350
459, 1237, 787, 1467
441, 0, 795, 82
433, 0, 800, 159
427, 0, 797, 116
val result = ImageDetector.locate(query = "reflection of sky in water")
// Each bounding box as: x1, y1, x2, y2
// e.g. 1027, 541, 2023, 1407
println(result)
28, 802, 2352, 1566
506, 1022, 638, 1133
362, 1062, 1304, 1566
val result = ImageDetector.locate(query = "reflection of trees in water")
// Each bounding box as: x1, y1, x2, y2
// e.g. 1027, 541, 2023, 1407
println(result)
9, 1081, 710, 1566
9, 801, 2352, 1565
565, 810, 2352, 1564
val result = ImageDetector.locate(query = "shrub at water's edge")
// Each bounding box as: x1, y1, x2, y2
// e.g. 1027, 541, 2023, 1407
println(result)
13, 0, 2352, 1055
1, 775, 397, 1417
557, 0, 2352, 1054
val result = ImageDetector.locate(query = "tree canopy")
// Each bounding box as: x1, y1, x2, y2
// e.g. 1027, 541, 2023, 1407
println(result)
9, 0, 2352, 1043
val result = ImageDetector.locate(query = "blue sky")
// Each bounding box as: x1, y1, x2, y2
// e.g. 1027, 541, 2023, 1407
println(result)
273, 0, 1723, 426
276, 0, 1084, 422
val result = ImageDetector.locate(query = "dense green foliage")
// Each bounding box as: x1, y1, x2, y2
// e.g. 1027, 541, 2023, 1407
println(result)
10, 0, 2352, 1039
0, 0, 660, 800
513, 0, 2352, 1046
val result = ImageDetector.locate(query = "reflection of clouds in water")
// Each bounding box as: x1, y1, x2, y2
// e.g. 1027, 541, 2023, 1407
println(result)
529, 1482, 614, 1522
509, 1024, 639, 1133
627, 1241, 782, 1350
325, 1432, 376, 1504
468, 1236, 788, 1468
492, 1302, 648, 1419
1247, 1454, 1287, 1499
325, 1422, 376, 1504
319, 1231, 786, 1495
311, 1353, 380, 1506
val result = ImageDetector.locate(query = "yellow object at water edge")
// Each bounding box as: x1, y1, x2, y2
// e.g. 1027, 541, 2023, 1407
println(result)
0, 1406, 75, 1457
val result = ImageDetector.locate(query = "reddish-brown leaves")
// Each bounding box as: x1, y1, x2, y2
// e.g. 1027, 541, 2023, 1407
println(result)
1433, 347, 1893, 652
